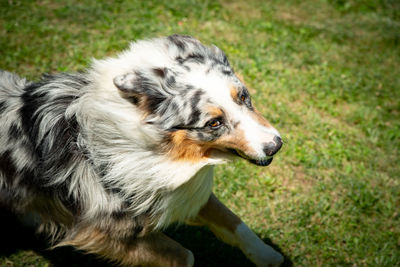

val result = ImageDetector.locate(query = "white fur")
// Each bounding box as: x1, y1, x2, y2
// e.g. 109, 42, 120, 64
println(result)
69, 37, 280, 228
235, 222, 284, 267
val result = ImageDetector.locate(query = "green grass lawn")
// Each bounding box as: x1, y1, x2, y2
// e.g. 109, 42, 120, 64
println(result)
1, 0, 399, 266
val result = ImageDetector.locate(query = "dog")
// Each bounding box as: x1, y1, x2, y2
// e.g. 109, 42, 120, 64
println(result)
0, 35, 283, 267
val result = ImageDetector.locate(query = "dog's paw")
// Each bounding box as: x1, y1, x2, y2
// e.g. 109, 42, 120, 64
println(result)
258, 251, 284, 267
186, 249, 195, 267
235, 223, 284, 267
243, 244, 284, 267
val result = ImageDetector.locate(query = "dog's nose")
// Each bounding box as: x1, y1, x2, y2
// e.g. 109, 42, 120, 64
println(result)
263, 136, 283, 156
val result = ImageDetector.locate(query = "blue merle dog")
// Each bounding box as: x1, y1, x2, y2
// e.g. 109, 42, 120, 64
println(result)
0, 35, 283, 267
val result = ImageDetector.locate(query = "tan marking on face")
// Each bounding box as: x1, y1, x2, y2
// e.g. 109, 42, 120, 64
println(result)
212, 127, 256, 156
207, 106, 224, 117
236, 73, 245, 84
230, 85, 238, 102
167, 130, 211, 162
250, 108, 272, 128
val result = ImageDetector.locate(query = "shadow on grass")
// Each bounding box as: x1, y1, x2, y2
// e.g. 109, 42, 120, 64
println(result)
0, 208, 292, 267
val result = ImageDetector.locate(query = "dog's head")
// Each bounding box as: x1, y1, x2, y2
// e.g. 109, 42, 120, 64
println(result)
112, 35, 282, 166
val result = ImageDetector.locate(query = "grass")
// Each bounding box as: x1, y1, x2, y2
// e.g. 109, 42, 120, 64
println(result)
1, 0, 399, 266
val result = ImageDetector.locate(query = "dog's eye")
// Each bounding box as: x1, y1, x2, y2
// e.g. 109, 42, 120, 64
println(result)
239, 90, 252, 109
239, 91, 249, 103
207, 118, 223, 129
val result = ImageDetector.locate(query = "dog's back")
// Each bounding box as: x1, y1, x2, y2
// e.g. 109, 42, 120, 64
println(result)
0, 70, 28, 93
0, 71, 28, 118
0, 71, 30, 209
0, 70, 86, 214
0, 70, 88, 239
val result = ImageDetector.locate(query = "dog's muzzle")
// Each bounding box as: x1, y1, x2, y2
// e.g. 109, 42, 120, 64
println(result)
230, 136, 282, 167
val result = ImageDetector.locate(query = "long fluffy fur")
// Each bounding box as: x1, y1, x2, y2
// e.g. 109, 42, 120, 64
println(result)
0, 35, 281, 250
0, 36, 229, 244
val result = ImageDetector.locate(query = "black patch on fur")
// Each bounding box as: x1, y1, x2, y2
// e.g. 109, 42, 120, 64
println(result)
20, 82, 45, 145
146, 95, 167, 113
166, 75, 176, 87
186, 53, 205, 64
182, 65, 191, 71
191, 90, 202, 109
18, 73, 88, 198
176, 56, 185, 64
177, 53, 206, 65
133, 224, 144, 235
111, 210, 126, 220
173, 101, 181, 112
131, 71, 167, 112
0, 101, 6, 113
153, 68, 166, 78
167, 34, 198, 53
168, 35, 187, 52
110, 187, 122, 195
8, 123, 23, 141
126, 96, 139, 105
18, 168, 37, 188
222, 70, 233, 76
220, 52, 229, 66
208, 53, 231, 73
42, 114, 81, 172
187, 90, 203, 125
211, 49, 230, 67
0, 150, 17, 184
188, 109, 201, 126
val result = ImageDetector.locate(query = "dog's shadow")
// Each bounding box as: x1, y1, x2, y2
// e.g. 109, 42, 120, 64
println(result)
0, 209, 292, 267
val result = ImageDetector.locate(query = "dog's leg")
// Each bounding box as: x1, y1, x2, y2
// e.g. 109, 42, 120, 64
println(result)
61, 228, 194, 267
196, 193, 283, 267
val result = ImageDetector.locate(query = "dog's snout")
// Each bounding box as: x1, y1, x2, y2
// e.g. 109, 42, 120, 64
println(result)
263, 136, 283, 156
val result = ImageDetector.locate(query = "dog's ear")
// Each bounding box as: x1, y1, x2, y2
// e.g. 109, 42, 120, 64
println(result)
114, 69, 166, 94
113, 72, 138, 95
114, 68, 174, 99
113, 68, 177, 117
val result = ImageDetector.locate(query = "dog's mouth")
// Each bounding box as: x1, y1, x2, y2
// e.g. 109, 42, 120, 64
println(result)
228, 149, 273, 167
